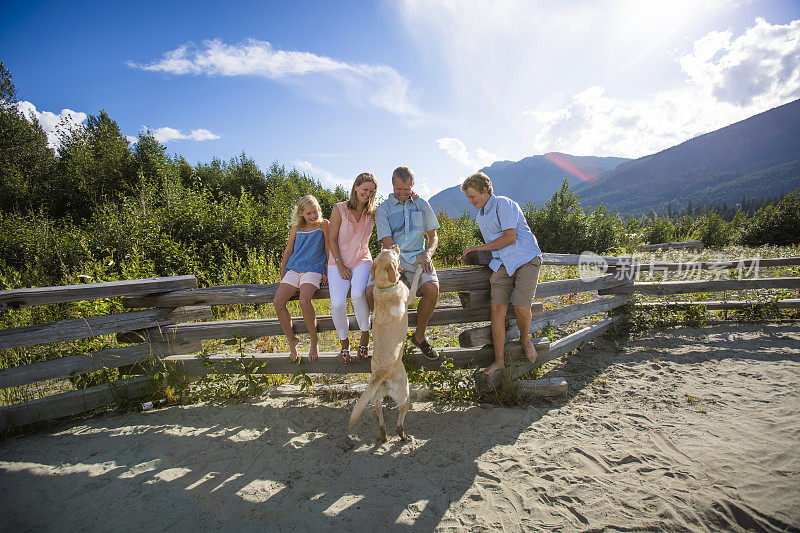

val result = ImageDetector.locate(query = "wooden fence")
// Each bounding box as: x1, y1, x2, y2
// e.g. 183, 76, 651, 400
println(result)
2, 252, 799, 431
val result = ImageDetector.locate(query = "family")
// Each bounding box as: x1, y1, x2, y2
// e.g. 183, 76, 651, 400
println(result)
275, 166, 542, 375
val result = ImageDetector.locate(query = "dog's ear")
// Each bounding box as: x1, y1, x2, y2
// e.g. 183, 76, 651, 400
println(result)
391, 261, 400, 283
370, 260, 377, 282
391, 244, 400, 255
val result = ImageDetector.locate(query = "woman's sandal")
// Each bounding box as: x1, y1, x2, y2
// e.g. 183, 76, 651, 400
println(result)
337, 349, 350, 365
356, 345, 370, 359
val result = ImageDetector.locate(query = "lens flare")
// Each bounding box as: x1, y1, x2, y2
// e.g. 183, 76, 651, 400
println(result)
544, 152, 599, 183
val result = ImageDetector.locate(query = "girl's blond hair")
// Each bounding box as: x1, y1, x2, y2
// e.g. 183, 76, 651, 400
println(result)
289, 195, 322, 228
346, 172, 378, 214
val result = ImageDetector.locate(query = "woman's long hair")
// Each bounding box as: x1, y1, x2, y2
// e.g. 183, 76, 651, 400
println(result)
346, 172, 378, 215
289, 194, 321, 228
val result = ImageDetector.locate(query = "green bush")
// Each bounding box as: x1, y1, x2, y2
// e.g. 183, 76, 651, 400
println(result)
435, 211, 481, 266
640, 215, 675, 244
696, 211, 731, 249
523, 178, 623, 254
740, 190, 800, 246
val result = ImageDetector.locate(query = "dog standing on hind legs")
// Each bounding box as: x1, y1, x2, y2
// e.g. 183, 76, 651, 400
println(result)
349, 245, 422, 442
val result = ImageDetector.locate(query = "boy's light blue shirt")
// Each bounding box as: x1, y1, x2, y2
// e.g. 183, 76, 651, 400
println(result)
376, 194, 440, 265
476, 194, 542, 275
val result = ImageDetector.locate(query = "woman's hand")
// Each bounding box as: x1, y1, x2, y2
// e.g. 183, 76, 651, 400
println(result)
337, 263, 352, 280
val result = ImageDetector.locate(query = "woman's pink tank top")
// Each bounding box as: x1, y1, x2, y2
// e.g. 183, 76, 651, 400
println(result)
329, 201, 373, 270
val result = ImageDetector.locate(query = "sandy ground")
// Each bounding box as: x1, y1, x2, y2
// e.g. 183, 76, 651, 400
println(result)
1, 322, 798, 532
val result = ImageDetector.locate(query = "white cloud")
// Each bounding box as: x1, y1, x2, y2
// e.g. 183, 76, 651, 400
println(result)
16, 101, 87, 149
293, 160, 351, 189
129, 39, 424, 119
680, 17, 800, 107
521, 18, 800, 158
436, 137, 497, 170
145, 126, 221, 143
126, 135, 139, 144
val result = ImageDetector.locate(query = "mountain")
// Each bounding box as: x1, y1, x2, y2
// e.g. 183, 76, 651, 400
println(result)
573, 98, 800, 215
429, 153, 630, 216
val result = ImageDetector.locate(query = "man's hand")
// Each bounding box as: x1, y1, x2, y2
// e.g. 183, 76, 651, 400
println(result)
415, 250, 434, 274
460, 245, 480, 263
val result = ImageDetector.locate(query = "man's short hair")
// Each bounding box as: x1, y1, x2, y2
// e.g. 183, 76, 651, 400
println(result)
461, 172, 493, 195
392, 166, 414, 185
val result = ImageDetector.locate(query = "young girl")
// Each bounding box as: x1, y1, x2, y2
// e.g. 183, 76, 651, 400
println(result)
274, 195, 329, 362
328, 172, 378, 365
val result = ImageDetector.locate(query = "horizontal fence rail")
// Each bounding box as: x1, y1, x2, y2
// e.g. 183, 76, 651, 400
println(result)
160, 338, 551, 377
0, 376, 154, 432
633, 257, 800, 273
600, 277, 800, 296
636, 299, 800, 310
0, 341, 202, 390
0, 275, 197, 310
0, 306, 211, 351
637, 240, 703, 251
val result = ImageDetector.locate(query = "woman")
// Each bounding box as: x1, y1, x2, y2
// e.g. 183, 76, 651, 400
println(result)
327, 172, 378, 364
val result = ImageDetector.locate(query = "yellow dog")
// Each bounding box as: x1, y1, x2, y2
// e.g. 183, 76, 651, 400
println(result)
349, 245, 422, 442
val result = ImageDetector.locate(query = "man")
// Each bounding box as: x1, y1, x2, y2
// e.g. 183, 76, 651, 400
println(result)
460, 172, 543, 375
367, 166, 440, 360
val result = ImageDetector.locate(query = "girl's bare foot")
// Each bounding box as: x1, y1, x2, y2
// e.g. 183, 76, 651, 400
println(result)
308, 342, 319, 362
288, 336, 300, 362
482, 361, 505, 375
522, 338, 538, 364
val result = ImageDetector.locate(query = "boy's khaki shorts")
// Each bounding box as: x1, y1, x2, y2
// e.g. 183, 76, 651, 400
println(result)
490, 256, 542, 308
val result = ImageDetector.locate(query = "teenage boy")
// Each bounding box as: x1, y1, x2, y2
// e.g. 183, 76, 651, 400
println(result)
367, 166, 440, 360
460, 172, 543, 375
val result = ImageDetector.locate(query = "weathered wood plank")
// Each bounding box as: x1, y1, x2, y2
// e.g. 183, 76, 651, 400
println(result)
637, 240, 704, 251
536, 274, 631, 299
459, 295, 630, 347
0, 305, 211, 350
548, 315, 625, 359
464, 250, 637, 267
122, 267, 492, 308
633, 257, 800, 273
518, 377, 568, 397
0, 275, 197, 311
0, 341, 202, 389
0, 375, 154, 431
637, 298, 800, 310
118, 305, 503, 344
475, 315, 623, 391
161, 338, 550, 376
600, 277, 800, 295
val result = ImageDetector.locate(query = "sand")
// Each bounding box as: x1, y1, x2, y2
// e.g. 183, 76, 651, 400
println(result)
1, 322, 798, 532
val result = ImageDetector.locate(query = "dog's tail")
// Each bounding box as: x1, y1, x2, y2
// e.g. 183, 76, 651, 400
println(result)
349, 371, 389, 427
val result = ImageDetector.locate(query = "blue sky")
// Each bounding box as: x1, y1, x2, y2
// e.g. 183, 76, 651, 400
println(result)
3, 0, 799, 198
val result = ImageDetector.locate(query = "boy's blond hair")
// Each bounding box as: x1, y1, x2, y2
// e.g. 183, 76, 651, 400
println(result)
461, 172, 493, 195
289, 195, 322, 228
346, 172, 378, 214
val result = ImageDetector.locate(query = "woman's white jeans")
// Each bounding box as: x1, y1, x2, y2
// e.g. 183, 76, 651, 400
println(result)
327, 262, 372, 340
